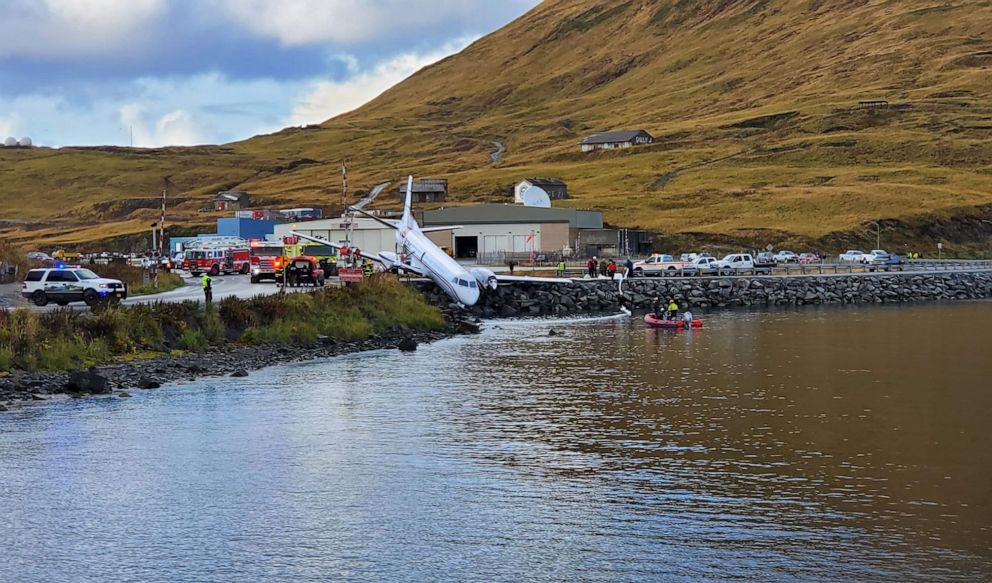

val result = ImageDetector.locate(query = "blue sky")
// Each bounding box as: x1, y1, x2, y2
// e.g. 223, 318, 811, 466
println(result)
0, 0, 540, 147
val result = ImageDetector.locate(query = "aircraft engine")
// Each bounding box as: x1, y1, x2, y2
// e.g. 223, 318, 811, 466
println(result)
470, 267, 498, 291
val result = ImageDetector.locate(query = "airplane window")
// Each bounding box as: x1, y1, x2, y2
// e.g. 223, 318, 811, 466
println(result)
457, 279, 469, 287
469, 281, 477, 288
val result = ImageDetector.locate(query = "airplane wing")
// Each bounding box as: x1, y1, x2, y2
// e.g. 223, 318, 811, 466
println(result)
495, 275, 573, 284
420, 225, 463, 233
289, 231, 385, 264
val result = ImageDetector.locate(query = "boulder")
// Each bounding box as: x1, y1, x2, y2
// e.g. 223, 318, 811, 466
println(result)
455, 321, 481, 335
397, 337, 418, 352
65, 368, 110, 394
136, 376, 161, 389
231, 369, 249, 378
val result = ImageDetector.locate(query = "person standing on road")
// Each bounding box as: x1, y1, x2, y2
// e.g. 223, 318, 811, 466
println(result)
625, 257, 634, 278
201, 272, 213, 305
599, 257, 608, 278
557, 259, 566, 277
587, 257, 597, 278
607, 259, 617, 280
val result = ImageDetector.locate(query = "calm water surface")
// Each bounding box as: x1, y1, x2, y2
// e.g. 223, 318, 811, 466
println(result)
2, 302, 991, 582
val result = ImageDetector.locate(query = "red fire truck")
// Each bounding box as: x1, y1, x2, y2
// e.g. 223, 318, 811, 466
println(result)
249, 240, 286, 283
183, 237, 251, 276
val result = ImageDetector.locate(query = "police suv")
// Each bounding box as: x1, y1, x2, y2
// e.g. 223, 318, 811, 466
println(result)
21, 266, 127, 307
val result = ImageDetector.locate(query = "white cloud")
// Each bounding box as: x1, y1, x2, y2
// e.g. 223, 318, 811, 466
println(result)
0, 0, 166, 58
119, 104, 204, 147
0, 113, 24, 139
288, 38, 471, 125
219, 0, 534, 45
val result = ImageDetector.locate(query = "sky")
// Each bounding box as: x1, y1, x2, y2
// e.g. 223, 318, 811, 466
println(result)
0, 0, 540, 147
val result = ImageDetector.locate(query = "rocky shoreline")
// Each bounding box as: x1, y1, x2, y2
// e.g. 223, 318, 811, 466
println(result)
417, 271, 992, 318
0, 319, 477, 409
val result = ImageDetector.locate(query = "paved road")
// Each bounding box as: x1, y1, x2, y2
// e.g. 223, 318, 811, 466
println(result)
15, 274, 315, 312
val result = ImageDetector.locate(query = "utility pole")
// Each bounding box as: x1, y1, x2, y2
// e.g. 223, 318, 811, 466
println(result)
867, 221, 880, 249
160, 176, 171, 261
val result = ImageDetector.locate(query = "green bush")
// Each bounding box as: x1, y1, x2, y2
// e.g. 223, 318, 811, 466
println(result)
36, 338, 111, 370
178, 329, 209, 352
0, 274, 445, 372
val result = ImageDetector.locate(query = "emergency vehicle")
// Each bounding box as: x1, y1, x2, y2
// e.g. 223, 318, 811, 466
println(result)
182, 237, 251, 276
22, 265, 127, 307
249, 240, 286, 283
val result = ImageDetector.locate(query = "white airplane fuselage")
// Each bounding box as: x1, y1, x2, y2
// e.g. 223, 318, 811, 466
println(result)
397, 222, 481, 306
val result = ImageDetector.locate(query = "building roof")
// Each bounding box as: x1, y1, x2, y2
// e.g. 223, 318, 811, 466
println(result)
521, 177, 566, 187
214, 191, 248, 201
580, 130, 653, 145
402, 178, 448, 193
423, 204, 602, 229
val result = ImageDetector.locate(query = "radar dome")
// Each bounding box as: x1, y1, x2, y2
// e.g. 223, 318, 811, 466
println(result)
3, 137, 16, 147
521, 186, 551, 208
18, 137, 32, 147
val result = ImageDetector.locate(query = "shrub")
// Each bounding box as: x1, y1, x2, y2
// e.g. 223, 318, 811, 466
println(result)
36, 338, 111, 370
178, 329, 209, 352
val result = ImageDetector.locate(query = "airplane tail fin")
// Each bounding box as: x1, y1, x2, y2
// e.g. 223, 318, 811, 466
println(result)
402, 175, 416, 230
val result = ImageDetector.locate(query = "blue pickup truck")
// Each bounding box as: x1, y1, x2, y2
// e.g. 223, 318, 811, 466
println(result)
867, 254, 906, 272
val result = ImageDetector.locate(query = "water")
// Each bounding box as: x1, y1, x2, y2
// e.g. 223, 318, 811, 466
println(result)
2, 302, 991, 582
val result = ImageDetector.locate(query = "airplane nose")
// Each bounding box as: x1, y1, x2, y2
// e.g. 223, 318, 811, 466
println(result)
461, 287, 481, 306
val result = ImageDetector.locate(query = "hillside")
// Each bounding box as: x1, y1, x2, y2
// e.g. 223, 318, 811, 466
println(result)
2, 0, 992, 253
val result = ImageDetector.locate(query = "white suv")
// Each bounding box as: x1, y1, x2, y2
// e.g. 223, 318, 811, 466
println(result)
21, 267, 127, 307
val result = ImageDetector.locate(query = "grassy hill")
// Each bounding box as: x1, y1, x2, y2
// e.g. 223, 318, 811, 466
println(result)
2, 0, 992, 254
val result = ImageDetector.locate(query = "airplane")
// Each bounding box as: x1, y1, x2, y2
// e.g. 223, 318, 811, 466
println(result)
291, 176, 571, 306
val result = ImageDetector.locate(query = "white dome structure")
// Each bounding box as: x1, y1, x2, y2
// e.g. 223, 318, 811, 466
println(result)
18, 137, 32, 147
3, 137, 17, 147
520, 185, 551, 208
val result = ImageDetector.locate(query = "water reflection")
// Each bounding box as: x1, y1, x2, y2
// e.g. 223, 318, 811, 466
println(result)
1, 302, 990, 582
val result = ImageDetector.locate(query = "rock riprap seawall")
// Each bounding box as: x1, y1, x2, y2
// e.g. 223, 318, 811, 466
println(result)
419, 272, 992, 317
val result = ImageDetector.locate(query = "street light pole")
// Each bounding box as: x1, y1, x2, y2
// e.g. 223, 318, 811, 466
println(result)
867, 221, 880, 249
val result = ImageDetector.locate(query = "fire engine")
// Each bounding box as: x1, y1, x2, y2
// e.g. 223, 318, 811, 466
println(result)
249, 240, 286, 283
182, 237, 251, 276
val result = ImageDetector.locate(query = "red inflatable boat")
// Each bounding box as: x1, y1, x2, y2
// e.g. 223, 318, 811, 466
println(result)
644, 314, 703, 329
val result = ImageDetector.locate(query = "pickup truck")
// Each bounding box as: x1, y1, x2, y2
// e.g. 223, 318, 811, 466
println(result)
714, 253, 773, 275
687, 256, 720, 276
867, 254, 905, 272
860, 249, 890, 265
631, 254, 691, 277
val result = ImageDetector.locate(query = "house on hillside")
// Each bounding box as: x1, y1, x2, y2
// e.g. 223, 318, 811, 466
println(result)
514, 178, 569, 203
214, 190, 250, 211
401, 178, 448, 203
580, 130, 654, 152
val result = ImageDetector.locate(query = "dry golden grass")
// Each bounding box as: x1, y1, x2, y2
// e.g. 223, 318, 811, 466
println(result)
1, 0, 991, 249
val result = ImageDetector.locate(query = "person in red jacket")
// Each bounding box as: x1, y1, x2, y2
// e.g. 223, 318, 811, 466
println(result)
607, 259, 617, 280
587, 257, 597, 278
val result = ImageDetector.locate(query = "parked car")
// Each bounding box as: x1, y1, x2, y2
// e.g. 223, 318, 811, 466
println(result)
26, 251, 54, 264
861, 249, 890, 264
774, 250, 799, 263
714, 253, 771, 275
867, 254, 905, 272
282, 256, 325, 287
21, 266, 127, 307
798, 253, 820, 264
839, 250, 866, 262
688, 256, 720, 276
754, 253, 777, 273
631, 254, 690, 277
